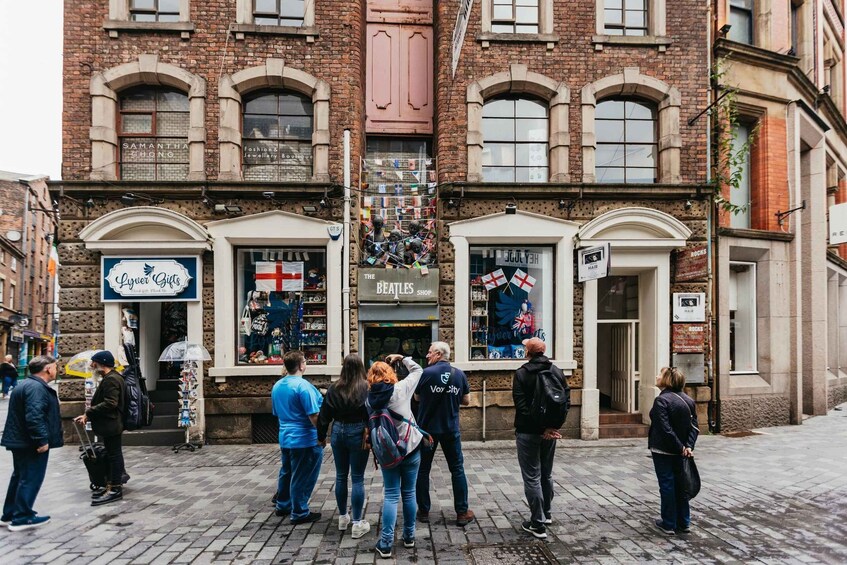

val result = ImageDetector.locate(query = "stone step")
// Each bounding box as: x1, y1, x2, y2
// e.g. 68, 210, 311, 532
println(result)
598, 423, 650, 439
146, 413, 181, 431
155, 378, 181, 391
599, 412, 643, 425
152, 401, 179, 416
122, 428, 189, 447
149, 389, 179, 403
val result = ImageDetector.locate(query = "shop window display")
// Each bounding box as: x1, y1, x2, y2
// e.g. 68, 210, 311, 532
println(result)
469, 246, 553, 360
360, 139, 437, 269
237, 247, 327, 365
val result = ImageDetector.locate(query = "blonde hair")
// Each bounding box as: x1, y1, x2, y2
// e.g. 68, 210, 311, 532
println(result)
657, 367, 685, 391
367, 361, 397, 386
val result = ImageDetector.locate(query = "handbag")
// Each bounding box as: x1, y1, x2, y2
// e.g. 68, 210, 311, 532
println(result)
673, 392, 701, 500
239, 305, 252, 336
680, 457, 701, 499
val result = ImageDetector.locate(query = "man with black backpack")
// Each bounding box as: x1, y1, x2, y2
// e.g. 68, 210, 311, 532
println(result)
512, 337, 570, 539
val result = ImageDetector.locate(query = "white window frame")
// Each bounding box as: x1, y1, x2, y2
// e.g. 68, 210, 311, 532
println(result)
729, 261, 758, 374
479, 0, 556, 47
9, 282, 15, 310
11, 258, 16, 272
233, 0, 317, 40
593, 0, 669, 51
730, 123, 752, 229
105, 0, 194, 38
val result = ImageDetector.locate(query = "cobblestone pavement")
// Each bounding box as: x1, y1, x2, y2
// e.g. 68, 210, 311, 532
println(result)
1, 399, 847, 564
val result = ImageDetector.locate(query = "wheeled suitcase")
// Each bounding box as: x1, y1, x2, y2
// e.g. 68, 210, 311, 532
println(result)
74, 422, 109, 490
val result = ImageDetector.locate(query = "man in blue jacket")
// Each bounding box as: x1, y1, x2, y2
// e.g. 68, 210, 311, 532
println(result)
1, 356, 63, 531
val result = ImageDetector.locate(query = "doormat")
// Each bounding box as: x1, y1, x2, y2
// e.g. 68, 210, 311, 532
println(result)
467, 542, 559, 565
722, 430, 762, 438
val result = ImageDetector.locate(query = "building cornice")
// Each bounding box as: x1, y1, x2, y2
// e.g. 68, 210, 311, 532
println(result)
48, 180, 336, 199
440, 182, 710, 200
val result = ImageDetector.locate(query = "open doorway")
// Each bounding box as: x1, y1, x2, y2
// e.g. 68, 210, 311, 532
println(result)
596, 276, 640, 413
362, 322, 433, 369
120, 302, 187, 391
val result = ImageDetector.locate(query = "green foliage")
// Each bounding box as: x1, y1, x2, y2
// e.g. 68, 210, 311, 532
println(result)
711, 59, 759, 216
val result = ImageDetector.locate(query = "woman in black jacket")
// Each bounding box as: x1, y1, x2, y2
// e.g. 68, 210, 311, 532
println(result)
317, 354, 371, 539
648, 367, 698, 535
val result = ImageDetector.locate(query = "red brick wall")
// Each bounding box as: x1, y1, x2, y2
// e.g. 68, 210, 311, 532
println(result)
751, 116, 790, 231
838, 179, 847, 258
62, 0, 367, 182
433, 0, 709, 184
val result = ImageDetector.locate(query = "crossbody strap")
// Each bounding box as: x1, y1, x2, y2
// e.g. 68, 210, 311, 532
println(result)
671, 392, 695, 418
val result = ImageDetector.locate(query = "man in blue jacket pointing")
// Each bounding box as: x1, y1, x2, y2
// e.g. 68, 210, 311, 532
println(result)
1, 355, 63, 531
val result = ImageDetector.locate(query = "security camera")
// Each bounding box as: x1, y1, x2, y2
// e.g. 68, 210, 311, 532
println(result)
262, 191, 275, 199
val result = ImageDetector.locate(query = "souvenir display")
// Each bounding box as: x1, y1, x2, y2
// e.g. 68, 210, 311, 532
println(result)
238, 248, 328, 365
469, 247, 552, 360
177, 362, 199, 432
359, 156, 438, 268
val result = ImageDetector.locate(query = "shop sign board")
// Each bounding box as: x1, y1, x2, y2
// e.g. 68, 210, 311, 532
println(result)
830, 202, 847, 245
10, 329, 23, 343
673, 323, 705, 353
673, 292, 706, 322
576, 243, 610, 282
359, 268, 439, 303
674, 245, 708, 282
102, 257, 200, 302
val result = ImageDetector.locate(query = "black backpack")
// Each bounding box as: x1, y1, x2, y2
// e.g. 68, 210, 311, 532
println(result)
530, 367, 570, 430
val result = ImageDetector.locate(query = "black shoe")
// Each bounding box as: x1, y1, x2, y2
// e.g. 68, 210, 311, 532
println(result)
374, 543, 393, 558
121, 473, 130, 485
403, 537, 415, 548
653, 520, 675, 535
91, 488, 123, 506
290, 512, 321, 525
521, 520, 547, 539
676, 525, 691, 534
418, 511, 429, 523
91, 487, 108, 499
274, 508, 289, 518
272, 492, 280, 506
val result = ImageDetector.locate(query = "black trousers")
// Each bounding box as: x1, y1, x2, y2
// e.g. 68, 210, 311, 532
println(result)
102, 434, 125, 488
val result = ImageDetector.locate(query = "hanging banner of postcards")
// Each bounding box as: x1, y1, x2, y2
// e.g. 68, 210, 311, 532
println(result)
178, 362, 198, 428
359, 157, 438, 269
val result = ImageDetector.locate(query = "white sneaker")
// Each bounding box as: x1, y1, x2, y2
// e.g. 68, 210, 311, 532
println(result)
338, 514, 351, 531
351, 520, 371, 539
541, 515, 553, 525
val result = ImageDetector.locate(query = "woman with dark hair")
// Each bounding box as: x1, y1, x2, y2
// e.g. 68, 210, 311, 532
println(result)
317, 354, 371, 538
648, 367, 699, 536
367, 354, 424, 559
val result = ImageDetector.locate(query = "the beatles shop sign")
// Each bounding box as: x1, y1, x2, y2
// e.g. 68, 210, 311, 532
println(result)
359, 268, 439, 303
102, 257, 200, 302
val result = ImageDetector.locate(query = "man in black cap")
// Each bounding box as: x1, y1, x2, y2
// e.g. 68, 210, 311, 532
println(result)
74, 350, 126, 506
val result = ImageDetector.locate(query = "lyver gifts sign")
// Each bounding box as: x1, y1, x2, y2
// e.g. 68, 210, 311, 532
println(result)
102, 257, 199, 302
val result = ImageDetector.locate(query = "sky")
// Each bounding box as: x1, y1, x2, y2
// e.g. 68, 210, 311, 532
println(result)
0, 2, 63, 180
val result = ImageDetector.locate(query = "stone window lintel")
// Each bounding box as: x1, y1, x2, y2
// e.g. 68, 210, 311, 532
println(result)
475, 32, 559, 50
230, 24, 319, 42
103, 20, 195, 40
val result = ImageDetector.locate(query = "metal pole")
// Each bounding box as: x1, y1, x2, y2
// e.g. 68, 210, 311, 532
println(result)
342, 129, 352, 357
482, 377, 487, 442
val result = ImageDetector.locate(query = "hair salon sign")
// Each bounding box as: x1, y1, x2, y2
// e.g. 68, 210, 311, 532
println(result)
102, 257, 200, 302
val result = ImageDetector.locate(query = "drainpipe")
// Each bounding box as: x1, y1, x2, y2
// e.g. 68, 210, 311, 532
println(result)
482, 376, 487, 442
706, 3, 721, 433
343, 129, 352, 357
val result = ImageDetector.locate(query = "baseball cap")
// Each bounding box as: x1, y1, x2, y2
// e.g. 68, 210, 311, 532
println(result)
522, 337, 546, 356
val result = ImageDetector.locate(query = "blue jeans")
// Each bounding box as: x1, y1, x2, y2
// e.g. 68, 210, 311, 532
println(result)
379, 447, 421, 548
1, 376, 13, 396
2, 448, 49, 521
331, 422, 369, 521
652, 453, 690, 530
416, 431, 469, 514
276, 445, 323, 520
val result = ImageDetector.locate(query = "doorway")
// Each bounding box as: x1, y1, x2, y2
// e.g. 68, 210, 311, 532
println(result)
596, 276, 640, 413
362, 322, 433, 369
124, 302, 187, 391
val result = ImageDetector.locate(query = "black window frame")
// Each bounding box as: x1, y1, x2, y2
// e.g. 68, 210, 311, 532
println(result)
490, 0, 540, 34
603, 0, 649, 37
252, 0, 306, 27
129, 0, 181, 22
481, 96, 549, 183
595, 98, 658, 185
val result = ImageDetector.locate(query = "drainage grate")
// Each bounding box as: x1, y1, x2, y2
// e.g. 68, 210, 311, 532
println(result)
252, 414, 279, 444
468, 543, 559, 565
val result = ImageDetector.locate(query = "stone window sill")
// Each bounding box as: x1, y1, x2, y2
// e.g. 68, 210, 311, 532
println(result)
592, 35, 672, 52
454, 359, 576, 372
103, 20, 195, 39
210, 365, 340, 382
231, 24, 319, 42
476, 32, 559, 50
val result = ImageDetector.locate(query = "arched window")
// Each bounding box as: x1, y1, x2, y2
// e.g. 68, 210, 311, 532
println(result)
595, 99, 657, 184
242, 91, 313, 182
481, 97, 548, 182
118, 87, 190, 181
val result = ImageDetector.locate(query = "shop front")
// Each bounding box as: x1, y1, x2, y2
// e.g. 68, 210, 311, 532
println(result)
77, 207, 209, 443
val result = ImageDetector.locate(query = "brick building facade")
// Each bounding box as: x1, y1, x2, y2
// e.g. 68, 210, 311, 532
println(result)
55, 0, 711, 443
0, 172, 59, 368
712, 0, 847, 431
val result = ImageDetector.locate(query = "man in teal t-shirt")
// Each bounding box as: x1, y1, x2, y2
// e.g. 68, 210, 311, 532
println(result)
272, 350, 323, 524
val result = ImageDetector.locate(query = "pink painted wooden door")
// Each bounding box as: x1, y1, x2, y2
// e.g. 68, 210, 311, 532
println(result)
366, 23, 433, 134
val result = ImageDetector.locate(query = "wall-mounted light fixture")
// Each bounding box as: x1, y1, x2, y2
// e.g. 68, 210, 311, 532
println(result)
505, 202, 517, 215
214, 204, 242, 214
719, 23, 732, 36
120, 192, 163, 206
302, 205, 319, 214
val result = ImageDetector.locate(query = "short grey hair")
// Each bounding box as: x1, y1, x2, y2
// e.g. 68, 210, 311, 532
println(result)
430, 341, 451, 361
29, 355, 57, 375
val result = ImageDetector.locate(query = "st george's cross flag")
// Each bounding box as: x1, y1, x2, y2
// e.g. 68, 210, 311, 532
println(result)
480, 268, 507, 290
255, 261, 304, 292
510, 269, 536, 292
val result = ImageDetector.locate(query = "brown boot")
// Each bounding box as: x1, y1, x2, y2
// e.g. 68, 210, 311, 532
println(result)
456, 510, 475, 527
